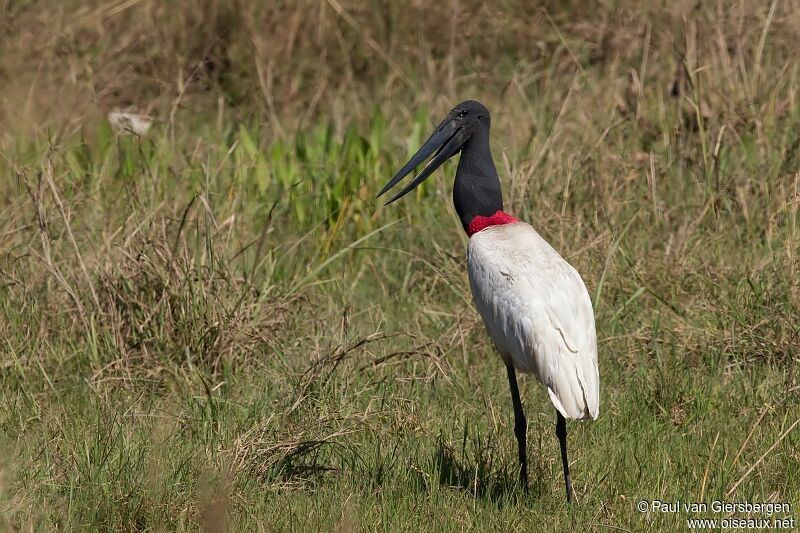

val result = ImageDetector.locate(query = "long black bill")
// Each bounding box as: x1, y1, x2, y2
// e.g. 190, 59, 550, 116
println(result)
377, 119, 463, 205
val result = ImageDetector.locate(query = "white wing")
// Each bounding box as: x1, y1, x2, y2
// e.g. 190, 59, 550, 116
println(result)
467, 222, 599, 420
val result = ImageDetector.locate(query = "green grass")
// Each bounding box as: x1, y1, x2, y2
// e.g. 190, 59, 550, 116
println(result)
1, 1, 800, 531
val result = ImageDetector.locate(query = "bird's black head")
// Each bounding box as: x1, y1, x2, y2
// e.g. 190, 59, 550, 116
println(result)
449, 99, 491, 131
377, 100, 494, 205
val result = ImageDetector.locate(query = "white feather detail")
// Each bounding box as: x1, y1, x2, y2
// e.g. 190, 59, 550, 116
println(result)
467, 222, 600, 420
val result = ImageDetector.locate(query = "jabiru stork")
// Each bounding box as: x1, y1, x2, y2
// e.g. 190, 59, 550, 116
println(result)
378, 100, 599, 502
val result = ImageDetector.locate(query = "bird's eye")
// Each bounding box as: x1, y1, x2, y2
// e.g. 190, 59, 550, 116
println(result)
458, 109, 468, 118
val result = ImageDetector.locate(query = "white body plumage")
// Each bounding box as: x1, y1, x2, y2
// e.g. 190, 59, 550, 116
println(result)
467, 222, 600, 420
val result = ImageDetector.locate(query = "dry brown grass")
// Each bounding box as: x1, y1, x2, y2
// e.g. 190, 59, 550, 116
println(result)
4, 1, 799, 141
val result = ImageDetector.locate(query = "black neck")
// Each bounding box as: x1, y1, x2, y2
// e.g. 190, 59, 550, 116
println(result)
453, 126, 504, 232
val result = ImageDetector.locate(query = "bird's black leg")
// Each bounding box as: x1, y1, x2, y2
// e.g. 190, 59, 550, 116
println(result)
505, 364, 528, 492
556, 411, 572, 502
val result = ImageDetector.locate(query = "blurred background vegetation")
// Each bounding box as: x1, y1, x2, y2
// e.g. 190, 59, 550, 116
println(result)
0, 1, 798, 531
4, 0, 800, 234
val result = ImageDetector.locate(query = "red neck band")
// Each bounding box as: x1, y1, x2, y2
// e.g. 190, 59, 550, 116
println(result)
466, 210, 520, 237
